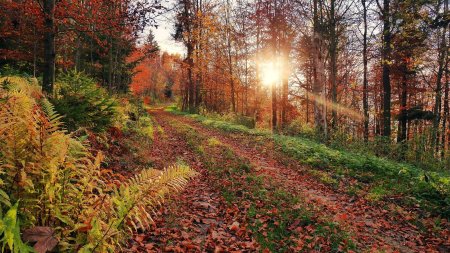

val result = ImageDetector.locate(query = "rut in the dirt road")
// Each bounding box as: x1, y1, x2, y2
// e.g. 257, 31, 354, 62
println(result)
128, 110, 256, 252
157, 109, 448, 253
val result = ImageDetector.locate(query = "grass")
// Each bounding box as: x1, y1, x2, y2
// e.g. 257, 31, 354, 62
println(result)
167, 107, 450, 218
135, 116, 154, 141
169, 118, 355, 252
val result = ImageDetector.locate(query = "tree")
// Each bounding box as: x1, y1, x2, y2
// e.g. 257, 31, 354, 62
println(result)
312, 0, 327, 137
379, 0, 392, 138
362, 0, 370, 142
42, 0, 55, 93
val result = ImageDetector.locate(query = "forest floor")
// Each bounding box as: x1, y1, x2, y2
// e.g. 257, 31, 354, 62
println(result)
121, 108, 448, 253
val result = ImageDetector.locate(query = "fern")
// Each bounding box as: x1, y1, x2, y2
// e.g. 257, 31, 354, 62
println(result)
82, 165, 198, 252
0, 203, 34, 253
0, 76, 197, 252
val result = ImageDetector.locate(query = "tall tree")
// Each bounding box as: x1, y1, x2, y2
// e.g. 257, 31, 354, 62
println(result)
312, 0, 327, 137
380, 0, 392, 138
432, 0, 448, 151
362, 0, 370, 142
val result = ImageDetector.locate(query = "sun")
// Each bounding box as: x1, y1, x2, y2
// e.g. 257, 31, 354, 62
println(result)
259, 60, 281, 87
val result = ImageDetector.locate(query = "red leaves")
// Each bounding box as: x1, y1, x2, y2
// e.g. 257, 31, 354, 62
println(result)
22, 227, 58, 253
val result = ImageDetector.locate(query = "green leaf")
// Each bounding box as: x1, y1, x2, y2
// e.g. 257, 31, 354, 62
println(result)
0, 190, 10, 208
3, 202, 18, 250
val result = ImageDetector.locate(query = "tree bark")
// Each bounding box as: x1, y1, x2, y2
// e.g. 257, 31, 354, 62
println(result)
43, 0, 55, 94
432, 0, 447, 152
442, 63, 449, 157
362, 0, 369, 142
313, 0, 326, 137
329, 0, 338, 130
381, 0, 392, 138
397, 68, 407, 143
226, 0, 236, 113
281, 29, 289, 128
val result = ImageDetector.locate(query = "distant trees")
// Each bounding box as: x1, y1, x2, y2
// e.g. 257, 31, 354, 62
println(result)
171, 0, 449, 168
129, 44, 183, 103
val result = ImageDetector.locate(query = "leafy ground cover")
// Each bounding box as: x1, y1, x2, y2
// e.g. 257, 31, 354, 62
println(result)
164, 105, 450, 251
166, 106, 450, 218
168, 117, 355, 252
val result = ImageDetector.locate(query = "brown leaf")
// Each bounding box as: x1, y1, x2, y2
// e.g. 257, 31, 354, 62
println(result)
23, 227, 58, 253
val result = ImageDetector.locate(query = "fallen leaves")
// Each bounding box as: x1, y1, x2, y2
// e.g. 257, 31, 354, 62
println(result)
126, 110, 449, 252
22, 227, 58, 253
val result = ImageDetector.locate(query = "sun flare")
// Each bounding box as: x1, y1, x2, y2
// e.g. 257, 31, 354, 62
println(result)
259, 61, 281, 86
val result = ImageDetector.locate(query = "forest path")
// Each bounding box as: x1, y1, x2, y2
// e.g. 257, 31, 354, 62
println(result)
152, 109, 448, 253
127, 108, 256, 252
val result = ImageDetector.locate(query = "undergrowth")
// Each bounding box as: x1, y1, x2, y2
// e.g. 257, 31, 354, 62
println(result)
52, 70, 117, 132
0, 77, 196, 252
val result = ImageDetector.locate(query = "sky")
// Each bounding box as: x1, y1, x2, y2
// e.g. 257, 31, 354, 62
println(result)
150, 22, 185, 55
146, 0, 185, 55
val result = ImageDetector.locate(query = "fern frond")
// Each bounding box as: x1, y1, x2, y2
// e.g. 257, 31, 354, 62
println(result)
89, 165, 197, 250
40, 98, 64, 131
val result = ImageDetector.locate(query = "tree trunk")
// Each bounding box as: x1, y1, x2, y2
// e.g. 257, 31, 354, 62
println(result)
108, 37, 114, 92
442, 60, 449, 156
432, 2, 447, 152
362, 0, 369, 142
43, 0, 55, 94
381, 0, 392, 138
313, 0, 326, 137
226, 0, 236, 113
329, 0, 338, 130
281, 30, 289, 128
397, 68, 407, 143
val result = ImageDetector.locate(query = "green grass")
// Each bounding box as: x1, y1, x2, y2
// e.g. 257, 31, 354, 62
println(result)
136, 116, 154, 141
168, 107, 450, 218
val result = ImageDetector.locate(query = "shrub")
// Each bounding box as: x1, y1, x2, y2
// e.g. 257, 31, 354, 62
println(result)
0, 76, 197, 252
52, 71, 117, 132
285, 119, 316, 139
202, 111, 256, 129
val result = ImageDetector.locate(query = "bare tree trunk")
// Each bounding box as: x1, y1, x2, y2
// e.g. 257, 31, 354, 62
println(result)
381, 0, 392, 138
442, 60, 449, 156
398, 68, 407, 143
362, 0, 369, 142
329, 0, 338, 130
108, 37, 114, 91
442, 0, 449, 157
313, 0, 326, 137
226, 0, 236, 113
281, 29, 290, 129
43, 0, 55, 94
432, 0, 447, 152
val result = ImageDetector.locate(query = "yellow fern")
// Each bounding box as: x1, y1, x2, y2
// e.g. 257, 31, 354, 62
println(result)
83, 165, 198, 252
0, 76, 197, 252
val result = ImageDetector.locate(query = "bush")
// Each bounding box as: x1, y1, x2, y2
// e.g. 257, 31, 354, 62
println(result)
203, 111, 256, 129
52, 71, 117, 132
285, 119, 316, 139
0, 76, 197, 252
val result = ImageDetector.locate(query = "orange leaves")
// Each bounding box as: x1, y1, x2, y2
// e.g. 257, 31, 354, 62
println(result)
334, 213, 349, 223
